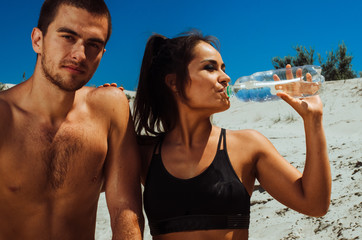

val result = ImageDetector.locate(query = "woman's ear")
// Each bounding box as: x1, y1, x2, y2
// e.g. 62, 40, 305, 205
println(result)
165, 73, 178, 93
31, 27, 43, 54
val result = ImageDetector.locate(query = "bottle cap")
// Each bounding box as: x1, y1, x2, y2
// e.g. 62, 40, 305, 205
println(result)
226, 86, 233, 97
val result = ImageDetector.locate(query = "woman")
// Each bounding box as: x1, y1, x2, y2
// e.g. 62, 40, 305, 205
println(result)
133, 31, 331, 240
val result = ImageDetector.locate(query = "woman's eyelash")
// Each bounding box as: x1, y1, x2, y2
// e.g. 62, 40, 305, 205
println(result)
204, 64, 216, 70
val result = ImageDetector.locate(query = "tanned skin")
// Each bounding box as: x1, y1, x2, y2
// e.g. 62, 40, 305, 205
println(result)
0, 4, 143, 240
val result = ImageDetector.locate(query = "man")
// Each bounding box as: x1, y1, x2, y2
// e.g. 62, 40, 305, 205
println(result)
0, 0, 143, 239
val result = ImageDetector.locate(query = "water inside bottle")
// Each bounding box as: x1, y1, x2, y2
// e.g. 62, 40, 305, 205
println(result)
226, 77, 322, 102
226, 65, 325, 102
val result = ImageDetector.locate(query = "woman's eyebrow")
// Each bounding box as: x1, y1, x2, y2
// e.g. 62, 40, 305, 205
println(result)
200, 59, 217, 64
201, 59, 225, 69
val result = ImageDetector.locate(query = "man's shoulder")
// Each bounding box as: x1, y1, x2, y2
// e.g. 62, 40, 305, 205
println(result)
79, 86, 129, 113
79, 86, 126, 101
0, 87, 14, 111
0, 85, 13, 98
0, 90, 14, 131
0, 83, 24, 102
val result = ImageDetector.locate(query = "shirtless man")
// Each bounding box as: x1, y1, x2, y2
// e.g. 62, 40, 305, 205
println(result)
0, 0, 143, 239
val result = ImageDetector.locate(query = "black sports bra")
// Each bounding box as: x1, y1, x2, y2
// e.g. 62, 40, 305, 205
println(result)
143, 129, 250, 236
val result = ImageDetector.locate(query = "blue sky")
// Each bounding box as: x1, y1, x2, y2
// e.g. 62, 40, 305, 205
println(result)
1, 0, 361, 90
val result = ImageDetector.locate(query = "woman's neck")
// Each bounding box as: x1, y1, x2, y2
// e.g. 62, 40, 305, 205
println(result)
166, 112, 213, 149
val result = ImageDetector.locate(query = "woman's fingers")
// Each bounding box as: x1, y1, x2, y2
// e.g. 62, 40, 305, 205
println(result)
296, 68, 302, 78
286, 64, 293, 80
306, 73, 312, 82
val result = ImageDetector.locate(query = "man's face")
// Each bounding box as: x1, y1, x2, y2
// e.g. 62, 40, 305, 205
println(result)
38, 4, 108, 91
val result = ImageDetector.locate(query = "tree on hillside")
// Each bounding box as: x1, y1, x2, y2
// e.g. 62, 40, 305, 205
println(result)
271, 55, 293, 69
318, 42, 357, 80
272, 42, 357, 81
317, 49, 338, 81
0, 82, 6, 91
272, 45, 315, 69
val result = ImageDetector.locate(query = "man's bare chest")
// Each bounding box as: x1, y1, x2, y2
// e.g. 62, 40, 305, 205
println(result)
1, 119, 109, 192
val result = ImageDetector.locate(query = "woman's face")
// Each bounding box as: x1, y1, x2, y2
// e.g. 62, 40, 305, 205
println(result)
183, 41, 231, 113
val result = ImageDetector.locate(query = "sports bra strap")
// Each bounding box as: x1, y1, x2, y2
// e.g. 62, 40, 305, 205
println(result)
155, 129, 226, 154
217, 128, 227, 151
152, 135, 165, 155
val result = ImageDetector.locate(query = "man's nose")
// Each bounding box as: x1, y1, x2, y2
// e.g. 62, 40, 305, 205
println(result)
71, 42, 86, 61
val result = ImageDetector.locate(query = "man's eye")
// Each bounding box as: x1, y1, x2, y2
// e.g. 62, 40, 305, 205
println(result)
90, 43, 100, 49
88, 43, 104, 52
62, 35, 74, 40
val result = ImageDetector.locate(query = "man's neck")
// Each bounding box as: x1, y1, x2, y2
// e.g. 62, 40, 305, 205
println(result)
22, 74, 78, 125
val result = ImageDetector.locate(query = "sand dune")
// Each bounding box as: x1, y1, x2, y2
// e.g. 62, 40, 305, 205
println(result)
96, 78, 362, 239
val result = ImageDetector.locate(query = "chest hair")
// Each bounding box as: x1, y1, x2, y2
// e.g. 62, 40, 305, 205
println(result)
41, 127, 84, 190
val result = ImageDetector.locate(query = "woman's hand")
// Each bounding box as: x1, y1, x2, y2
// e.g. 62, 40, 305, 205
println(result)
273, 65, 320, 98
274, 64, 323, 121
98, 83, 130, 102
98, 83, 124, 91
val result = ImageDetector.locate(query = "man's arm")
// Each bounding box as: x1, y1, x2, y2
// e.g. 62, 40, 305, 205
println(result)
101, 88, 144, 240
0, 96, 12, 147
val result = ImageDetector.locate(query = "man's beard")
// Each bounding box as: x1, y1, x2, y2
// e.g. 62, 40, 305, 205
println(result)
41, 52, 89, 92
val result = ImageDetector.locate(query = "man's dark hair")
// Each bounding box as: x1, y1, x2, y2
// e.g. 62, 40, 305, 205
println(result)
37, 0, 112, 44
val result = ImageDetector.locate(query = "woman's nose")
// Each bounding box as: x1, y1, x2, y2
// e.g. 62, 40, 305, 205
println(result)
219, 72, 231, 86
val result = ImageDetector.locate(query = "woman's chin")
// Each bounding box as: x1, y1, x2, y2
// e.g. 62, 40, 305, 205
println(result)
214, 103, 230, 114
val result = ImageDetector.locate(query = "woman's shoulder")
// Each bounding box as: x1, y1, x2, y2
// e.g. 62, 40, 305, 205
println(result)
225, 128, 276, 159
225, 128, 267, 142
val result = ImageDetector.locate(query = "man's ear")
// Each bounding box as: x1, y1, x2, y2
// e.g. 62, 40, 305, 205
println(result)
31, 27, 43, 54
165, 73, 178, 93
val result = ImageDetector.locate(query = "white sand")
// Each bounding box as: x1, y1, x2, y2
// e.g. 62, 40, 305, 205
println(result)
95, 78, 362, 239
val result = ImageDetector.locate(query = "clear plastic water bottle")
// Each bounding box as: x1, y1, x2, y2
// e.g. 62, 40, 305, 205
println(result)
226, 65, 325, 102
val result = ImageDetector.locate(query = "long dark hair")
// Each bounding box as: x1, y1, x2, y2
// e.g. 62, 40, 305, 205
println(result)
133, 30, 219, 137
